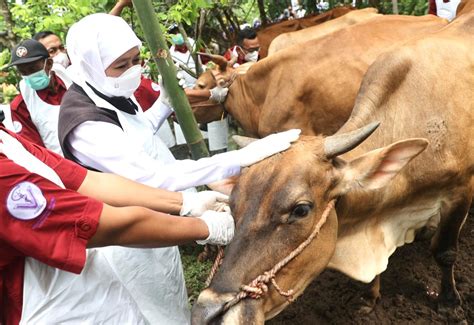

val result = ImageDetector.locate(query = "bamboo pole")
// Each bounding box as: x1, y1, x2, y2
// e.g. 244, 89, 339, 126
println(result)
132, 0, 209, 159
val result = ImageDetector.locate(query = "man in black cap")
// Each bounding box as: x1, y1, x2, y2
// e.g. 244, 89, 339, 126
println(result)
7, 39, 71, 155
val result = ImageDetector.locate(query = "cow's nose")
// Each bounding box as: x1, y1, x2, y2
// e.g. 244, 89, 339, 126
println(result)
192, 289, 232, 325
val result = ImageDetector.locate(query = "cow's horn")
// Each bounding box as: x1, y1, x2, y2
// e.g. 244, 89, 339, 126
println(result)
232, 135, 258, 148
197, 52, 228, 71
324, 122, 380, 158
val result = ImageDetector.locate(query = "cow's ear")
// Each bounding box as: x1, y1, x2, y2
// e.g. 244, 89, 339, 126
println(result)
333, 139, 428, 195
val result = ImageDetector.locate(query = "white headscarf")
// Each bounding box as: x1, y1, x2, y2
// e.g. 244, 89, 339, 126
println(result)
66, 13, 141, 96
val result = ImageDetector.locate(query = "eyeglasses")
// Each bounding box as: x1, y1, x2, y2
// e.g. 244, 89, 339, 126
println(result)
47, 45, 66, 55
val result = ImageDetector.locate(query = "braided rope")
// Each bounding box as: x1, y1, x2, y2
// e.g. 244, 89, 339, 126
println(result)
205, 246, 225, 288
221, 199, 336, 313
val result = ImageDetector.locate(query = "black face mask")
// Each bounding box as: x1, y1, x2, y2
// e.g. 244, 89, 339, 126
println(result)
87, 82, 138, 115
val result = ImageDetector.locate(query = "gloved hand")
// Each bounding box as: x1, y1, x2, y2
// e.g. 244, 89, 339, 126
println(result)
230, 129, 301, 167
196, 208, 235, 245
176, 71, 187, 89
180, 190, 229, 217
209, 86, 229, 103
157, 75, 172, 107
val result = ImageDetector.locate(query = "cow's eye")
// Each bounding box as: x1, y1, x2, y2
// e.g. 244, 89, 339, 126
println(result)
288, 203, 312, 223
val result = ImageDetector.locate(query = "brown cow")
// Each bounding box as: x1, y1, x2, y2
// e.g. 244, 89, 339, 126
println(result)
193, 15, 448, 138
457, 0, 474, 15
192, 12, 474, 324
257, 6, 354, 58
268, 7, 381, 55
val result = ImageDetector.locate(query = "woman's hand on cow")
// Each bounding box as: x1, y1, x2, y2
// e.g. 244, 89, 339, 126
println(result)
232, 129, 301, 167
195, 208, 235, 246
180, 190, 229, 217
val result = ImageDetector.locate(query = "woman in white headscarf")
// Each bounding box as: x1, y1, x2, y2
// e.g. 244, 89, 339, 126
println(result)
56, 13, 300, 324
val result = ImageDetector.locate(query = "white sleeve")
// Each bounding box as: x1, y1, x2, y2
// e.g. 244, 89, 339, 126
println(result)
143, 99, 173, 130
67, 121, 241, 191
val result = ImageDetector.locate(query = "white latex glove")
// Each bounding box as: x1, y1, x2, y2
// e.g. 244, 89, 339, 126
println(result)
176, 70, 187, 89
180, 190, 229, 217
229, 129, 301, 167
196, 208, 235, 245
209, 86, 229, 103
157, 75, 172, 107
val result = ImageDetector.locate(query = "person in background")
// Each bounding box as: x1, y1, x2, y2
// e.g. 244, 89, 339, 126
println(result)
33, 31, 70, 69
7, 39, 71, 155
428, 0, 461, 21
223, 27, 260, 67
57, 13, 301, 324
0, 126, 233, 324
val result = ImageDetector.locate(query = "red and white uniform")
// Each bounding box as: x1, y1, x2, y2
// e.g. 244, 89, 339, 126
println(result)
9, 73, 67, 150
0, 127, 102, 325
223, 45, 248, 67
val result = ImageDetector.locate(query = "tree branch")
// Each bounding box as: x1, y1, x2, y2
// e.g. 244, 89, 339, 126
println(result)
0, 0, 19, 48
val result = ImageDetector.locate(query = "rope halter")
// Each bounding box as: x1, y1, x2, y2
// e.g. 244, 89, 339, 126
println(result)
206, 199, 336, 315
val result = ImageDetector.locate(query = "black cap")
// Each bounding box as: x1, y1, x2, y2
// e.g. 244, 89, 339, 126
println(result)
7, 39, 49, 68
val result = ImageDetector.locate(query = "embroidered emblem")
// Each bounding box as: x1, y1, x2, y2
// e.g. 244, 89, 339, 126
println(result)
7, 181, 47, 220
16, 46, 28, 58
12, 121, 23, 133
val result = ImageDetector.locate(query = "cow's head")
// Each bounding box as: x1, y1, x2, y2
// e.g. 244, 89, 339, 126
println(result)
192, 123, 428, 324
190, 53, 253, 124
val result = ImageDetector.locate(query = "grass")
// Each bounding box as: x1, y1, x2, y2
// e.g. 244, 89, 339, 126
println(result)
180, 244, 213, 306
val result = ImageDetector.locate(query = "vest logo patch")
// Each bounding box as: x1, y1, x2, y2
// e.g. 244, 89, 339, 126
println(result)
7, 181, 47, 220
13, 121, 22, 133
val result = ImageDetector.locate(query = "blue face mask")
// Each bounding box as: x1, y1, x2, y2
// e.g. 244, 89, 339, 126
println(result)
171, 34, 184, 46
23, 62, 50, 91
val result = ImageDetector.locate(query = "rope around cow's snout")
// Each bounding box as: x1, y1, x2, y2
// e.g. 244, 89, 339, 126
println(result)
204, 199, 336, 316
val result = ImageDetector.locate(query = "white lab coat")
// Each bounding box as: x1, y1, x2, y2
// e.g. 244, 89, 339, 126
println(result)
0, 131, 147, 324
17, 63, 72, 156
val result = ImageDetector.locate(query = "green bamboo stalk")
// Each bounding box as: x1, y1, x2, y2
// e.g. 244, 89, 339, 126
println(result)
132, 0, 209, 159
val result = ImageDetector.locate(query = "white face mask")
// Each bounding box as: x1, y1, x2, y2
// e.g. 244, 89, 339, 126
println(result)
244, 51, 259, 62
104, 64, 142, 98
53, 52, 71, 68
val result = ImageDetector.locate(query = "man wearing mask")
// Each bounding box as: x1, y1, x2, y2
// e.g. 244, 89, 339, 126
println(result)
7, 39, 71, 155
224, 27, 260, 67
33, 31, 71, 69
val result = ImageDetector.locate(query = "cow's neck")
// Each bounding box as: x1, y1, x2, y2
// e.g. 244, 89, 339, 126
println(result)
225, 70, 267, 138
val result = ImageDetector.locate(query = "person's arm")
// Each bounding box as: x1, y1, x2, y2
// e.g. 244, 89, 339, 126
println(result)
87, 204, 209, 248
109, 0, 132, 16
68, 121, 300, 191
78, 170, 183, 214
68, 121, 241, 191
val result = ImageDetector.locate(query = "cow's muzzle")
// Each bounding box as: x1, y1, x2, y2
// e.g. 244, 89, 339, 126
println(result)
192, 288, 264, 325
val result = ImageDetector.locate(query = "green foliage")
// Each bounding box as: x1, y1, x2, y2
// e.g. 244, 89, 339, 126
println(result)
380, 0, 428, 15
9, 0, 114, 41
180, 245, 212, 305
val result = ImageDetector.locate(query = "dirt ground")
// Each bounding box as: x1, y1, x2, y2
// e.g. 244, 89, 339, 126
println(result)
268, 212, 473, 325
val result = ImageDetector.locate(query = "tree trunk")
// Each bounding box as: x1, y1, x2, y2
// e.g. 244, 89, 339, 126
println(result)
257, 0, 269, 27
0, 0, 19, 48
392, 0, 399, 14
132, 0, 209, 159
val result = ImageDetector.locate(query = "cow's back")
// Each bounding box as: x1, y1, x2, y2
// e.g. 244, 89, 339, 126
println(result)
257, 7, 353, 58
234, 14, 448, 137
268, 7, 381, 55
340, 12, 474, 191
